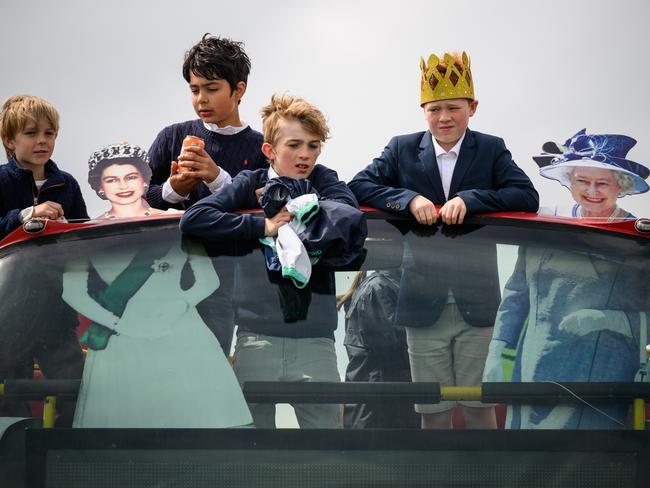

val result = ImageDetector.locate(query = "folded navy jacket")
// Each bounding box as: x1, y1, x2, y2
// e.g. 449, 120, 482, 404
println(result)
260, 176, 367, 287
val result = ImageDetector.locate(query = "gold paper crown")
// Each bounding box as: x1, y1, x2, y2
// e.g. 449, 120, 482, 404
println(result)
420, 52, 474, 106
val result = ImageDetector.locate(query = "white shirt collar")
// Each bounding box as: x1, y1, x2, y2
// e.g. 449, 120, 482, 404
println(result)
432, 131, 465, 158
267, 165, 279, 179
203, 122, 249, 135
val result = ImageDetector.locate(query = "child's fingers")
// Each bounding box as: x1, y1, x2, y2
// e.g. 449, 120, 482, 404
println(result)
178, 160, 196, 172
180, 145, 205, 156
47, 201, 64, 213
416, 207, 436, 225
456, 207, 467, 224
179, 146, 210, 163
34, 202, 64, 219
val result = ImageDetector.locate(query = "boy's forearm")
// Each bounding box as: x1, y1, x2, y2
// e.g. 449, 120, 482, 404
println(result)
147, 132, 174, 186
319, 181, 359, 208
456, 184, 538, 215
457, 146, 539, 215
181, 204, 265, 240
349, 178, 419, 213
0, 209, 22, 239
73, 187, 90, 220
146, 183, 181, 211
180, 180, 265, 241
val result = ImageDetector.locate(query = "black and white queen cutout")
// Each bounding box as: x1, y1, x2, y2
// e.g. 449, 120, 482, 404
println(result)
87, 142, 176, 219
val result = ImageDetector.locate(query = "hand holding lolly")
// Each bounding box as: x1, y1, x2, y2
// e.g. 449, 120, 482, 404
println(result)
177, 136, 205, 174
176, 135, 221, 183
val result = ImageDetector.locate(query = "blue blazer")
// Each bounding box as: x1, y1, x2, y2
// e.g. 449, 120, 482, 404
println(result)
349, 129, 538, 329
348, 129, 539, 213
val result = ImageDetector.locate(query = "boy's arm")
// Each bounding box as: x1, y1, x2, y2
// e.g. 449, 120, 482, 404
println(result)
454, 138, 539, 214
179, 172, 266, 241
348, 137, 419, 213
0, 208, 23, 239
69, 179, 89, 221
314, 166, 359, 208
146, 128, 191, 210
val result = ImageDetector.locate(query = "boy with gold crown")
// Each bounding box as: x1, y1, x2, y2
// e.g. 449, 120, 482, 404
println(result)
349, 52, 538, 429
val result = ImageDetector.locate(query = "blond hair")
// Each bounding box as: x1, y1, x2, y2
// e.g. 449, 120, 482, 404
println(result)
435, 51, 466, 75
1, 95, 60, 158
261, 94, 330, 147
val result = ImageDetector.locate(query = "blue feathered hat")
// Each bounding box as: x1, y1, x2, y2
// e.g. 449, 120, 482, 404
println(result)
535, 129, 649, 196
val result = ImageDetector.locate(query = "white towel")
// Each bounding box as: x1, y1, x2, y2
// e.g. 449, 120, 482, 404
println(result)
260, 194, 320, 288
276, 225, 312, 288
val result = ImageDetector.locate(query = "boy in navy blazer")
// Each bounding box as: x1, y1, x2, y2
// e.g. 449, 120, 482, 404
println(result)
182, 94, 360, 428
349, 52, 538, 429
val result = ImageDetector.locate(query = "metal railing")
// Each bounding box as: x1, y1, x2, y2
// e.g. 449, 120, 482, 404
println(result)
1, 380, 648, 430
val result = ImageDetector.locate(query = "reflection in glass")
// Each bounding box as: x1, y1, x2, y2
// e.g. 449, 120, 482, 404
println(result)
485, 247, 650, 429
396, 224, 500, 429
61, 240, 252, 427
341, 270, 419, 429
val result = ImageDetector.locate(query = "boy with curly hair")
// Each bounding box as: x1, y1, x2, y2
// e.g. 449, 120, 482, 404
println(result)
146, 34, 267, 211
181, 94, 363, 428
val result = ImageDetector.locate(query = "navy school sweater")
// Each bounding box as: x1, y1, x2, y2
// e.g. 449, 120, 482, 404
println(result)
146, 119, 267, 210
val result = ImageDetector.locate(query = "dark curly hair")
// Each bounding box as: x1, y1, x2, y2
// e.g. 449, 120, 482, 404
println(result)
182, 33, 251, 93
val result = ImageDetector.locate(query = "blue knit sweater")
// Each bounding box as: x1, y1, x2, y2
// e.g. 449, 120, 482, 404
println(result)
146, 119, 267, 210
0, 157, 89, 238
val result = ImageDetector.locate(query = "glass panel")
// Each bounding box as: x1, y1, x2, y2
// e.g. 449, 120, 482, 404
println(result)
0, 217, 648, 431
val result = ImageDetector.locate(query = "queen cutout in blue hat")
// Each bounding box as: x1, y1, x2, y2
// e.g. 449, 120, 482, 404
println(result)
534, 129, 649, 220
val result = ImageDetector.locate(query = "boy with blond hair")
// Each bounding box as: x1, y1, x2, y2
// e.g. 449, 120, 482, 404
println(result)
181, 94, 362, 428
1, 94, 88, 237
349, 52, 538, 429
0, 94, 87, 423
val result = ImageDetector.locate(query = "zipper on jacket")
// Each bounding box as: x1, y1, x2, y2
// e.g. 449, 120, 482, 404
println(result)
35, 181, 65, 204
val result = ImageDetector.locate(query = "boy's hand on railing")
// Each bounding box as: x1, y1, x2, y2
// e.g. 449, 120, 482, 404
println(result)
33, 201, 65, 220
408, 195, 438, 225
439, 196, 467, 225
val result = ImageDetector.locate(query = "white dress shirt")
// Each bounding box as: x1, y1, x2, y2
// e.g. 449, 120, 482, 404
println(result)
431, 132, 465, 200
432, 133, 465, 304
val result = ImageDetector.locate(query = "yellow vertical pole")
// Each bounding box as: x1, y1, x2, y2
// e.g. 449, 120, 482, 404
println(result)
43, 395, 57, 428
632, 399, 646, 430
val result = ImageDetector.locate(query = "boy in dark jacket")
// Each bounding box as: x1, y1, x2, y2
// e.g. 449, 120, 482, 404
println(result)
0, 94, 88, 238
0, 94, 87, 423
182, 94, 363, 428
